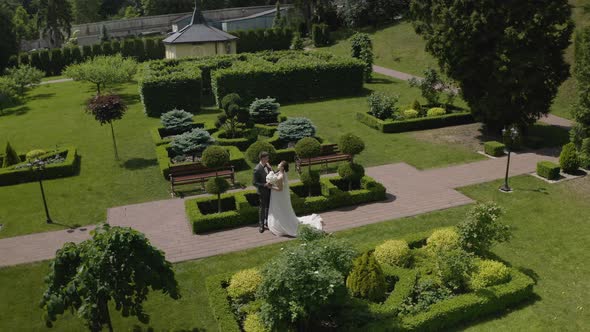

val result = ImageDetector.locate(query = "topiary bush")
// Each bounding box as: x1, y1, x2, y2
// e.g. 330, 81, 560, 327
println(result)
243, 313, 269, 332
202, 145, 230, 169
350, 32, 373, 81
160, 109, 194, 133
339, 133, 365, 159
170, 128, 215, 161
559, 142, 580, 174
277, 117, 316, 143
246, 141, 277, 164
427, 227, 461, 252
374, 239, 411, 267
25, 149, 46, 160
403, 109, 419, 119
469, 260, 511, 290
299, 169, 321, 197
536, 161, 561, 180
484, 141, 506, 157
227, 268, 263, 301
346, 251, 387, 302
249, 97, 280, 124
2, 142, 20, 168
367, 92, 398, 120
338, 162, 365, 191
427, 107, 446, 117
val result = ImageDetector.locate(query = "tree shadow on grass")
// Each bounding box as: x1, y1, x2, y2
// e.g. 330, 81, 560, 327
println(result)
119, 93, 141, 106
0, 106, 31, 117
122, 158, 158, 170
131, 325, 205, 332
27, 92, 56, 101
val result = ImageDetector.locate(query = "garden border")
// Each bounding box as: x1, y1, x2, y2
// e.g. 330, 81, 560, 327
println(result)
0, 146, 78, 186
150, 121, 217, 146
156, 144, 247, 179
356, 111, 475, 133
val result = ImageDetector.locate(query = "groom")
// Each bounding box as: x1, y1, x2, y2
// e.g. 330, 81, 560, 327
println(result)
253, 151, 273, 233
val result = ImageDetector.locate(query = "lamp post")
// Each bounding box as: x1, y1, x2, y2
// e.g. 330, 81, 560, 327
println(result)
29, 159, 53, 224
499, 125, 520, 193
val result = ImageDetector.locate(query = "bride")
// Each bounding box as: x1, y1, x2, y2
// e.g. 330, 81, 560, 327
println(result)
266, 161, 323, 237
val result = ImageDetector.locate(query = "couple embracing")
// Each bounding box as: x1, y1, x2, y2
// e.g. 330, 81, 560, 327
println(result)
253, 151, 323, 236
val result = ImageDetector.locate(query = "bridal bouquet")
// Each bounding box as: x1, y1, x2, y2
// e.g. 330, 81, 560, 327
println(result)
266, 171, 279, 187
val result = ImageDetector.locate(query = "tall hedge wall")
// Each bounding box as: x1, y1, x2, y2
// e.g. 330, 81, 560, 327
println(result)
211, 51, 365, 105
139, 61, 203, 117
232, 28, 294, 53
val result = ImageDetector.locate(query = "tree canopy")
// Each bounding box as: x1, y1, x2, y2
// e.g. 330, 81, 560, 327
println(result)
40, 224, 180, 332
63, 55, 138, 95
410, 0, 573, 130
0, 5, 18, 72
37, 0, 73, 47
574, 27, 590, 129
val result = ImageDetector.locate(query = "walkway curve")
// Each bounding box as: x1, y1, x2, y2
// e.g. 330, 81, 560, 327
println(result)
0, 151, 558, 267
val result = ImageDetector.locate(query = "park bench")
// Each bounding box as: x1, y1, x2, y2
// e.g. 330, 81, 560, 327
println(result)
296, 144, 352, 173
169, 163, 235, 196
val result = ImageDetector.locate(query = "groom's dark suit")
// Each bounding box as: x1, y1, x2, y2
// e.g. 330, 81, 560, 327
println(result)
253, 163, 271, 233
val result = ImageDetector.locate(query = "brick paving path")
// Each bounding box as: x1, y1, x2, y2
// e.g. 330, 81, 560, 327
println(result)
0, 151, 557, 267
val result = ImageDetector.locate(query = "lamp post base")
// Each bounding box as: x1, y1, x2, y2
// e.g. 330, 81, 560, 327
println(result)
499, 184, 513, 193
46, 218, 53, 224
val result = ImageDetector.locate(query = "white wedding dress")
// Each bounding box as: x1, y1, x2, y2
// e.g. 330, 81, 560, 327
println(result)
267, 172, 324, 237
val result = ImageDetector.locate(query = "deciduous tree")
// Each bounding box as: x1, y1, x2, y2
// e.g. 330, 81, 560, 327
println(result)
63, 54, 137, 95
0, 6, 18, 72
37, 0, 73, 47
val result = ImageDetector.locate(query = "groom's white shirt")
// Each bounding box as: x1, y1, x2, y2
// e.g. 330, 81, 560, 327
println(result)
260, 162, 269, 174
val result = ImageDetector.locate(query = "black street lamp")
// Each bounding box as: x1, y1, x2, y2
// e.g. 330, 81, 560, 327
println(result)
499, 125, 520, 193
29, 159, 53, 224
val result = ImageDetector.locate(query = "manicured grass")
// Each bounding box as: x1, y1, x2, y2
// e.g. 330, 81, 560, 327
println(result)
1, 175, 589, 331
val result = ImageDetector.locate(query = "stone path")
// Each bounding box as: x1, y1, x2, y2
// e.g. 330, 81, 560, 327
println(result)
39, 78, 73, 85
0, 151, 557, 267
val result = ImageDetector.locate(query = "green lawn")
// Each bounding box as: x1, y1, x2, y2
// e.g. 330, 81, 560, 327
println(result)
1, 175, 588, 331
0, 76, 482, 238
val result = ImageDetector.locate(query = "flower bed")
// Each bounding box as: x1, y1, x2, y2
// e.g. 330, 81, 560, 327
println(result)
0, 146, 78, 186
150, 120, 217, 146
156, 144, 247, 179
356, 111, 474, 133
206, 230, 534, 331
185, 175, 386, 233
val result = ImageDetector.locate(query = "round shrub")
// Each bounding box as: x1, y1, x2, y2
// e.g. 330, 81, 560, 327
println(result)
374, 240, 411, 267
205, 177, 230, 195
201, 145, 230, 169
469, 260, 510, 290
221, 93, 242, 111
160, 109, 193, 132
427, 107, 446, 117
559, 142, 580, 174
277, 117, 316, 142
86, 94, 127, 124
295, 137, 321, 160
246, 141, 277, 164
227, 268, 263, 300
300, 169, 320, 187
338, 162, 365, 190
346, 251, 387, 302
25, 149, 46, 160
339, 133, 365, 157
427, 227, 461, 252
244, 313, 269, 332
170, 128, 215, 159
249, 97, 280, 124
367, 92, 398, 120
403, 109, 419, 119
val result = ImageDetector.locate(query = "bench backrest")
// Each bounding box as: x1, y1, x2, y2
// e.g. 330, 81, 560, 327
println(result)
320, 144, 340, 155
169, 163, 213, 176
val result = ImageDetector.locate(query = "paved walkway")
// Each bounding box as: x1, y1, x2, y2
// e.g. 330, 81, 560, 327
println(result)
39, 78, 73, 85
0, 151, 557, 267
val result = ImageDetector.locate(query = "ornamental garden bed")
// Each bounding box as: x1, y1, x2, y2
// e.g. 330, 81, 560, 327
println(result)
156, 144, 247, 179
185, 175, 386, 234
206, 229, 535, 332
150, 121, 216, 146
212, 129, 258, 151
264, 132, 330, 162
0, 146, 78, 186
357, 111, 475, 133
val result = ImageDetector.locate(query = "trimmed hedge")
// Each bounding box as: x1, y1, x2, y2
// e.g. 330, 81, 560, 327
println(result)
212, 129, 258, 151
205, 273, 241, 332
185, 175, 386, 233
0, 146, 78, 186
232, 28, 294, 53
254, 123, 278, 137
212, 51, 365, 106
537, 161, 561, 180
150, 120, 217, 146
139, 61, 203, 117
484, 141, 506, 157
156, 144, 247, 179
356, 111, 475, 133
264, 133, 330, 162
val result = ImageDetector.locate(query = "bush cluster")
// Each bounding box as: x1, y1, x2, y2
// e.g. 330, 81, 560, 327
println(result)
227, 268, 263, 301
457, 203, 511, 255
374, 240, 411, 267
427, 107, 446, 117
469, 260, 511, 290
0, 146, 78, 186
427, 227, 461, 252
367, 92, 398, 120
232, 28, 294, 53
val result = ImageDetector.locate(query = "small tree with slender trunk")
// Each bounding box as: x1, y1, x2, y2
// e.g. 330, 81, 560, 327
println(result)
295, 137, 321, 197
86, 94, 127, 160
202, 146, 231, 213
40, 224, 180, 332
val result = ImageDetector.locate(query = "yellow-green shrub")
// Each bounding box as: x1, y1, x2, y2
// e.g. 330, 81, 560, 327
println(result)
469, 260, 511, 290
427, 227, 461, 252
243, 313, 270, 332
403, 109, 419, 119
427, 107, 446, 117
374, 240, 411, 267
227, 268, 263, 300
25, 149, 46, 160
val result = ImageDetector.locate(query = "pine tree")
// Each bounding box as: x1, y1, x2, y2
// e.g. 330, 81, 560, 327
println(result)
346, 251, 387, 302
2, 142, 21, 168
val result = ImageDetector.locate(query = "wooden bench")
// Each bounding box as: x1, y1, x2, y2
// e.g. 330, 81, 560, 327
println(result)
169, 163, 235, 196
296, 144, 352, 173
